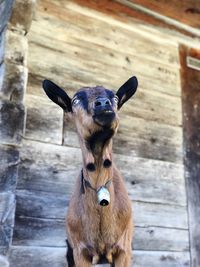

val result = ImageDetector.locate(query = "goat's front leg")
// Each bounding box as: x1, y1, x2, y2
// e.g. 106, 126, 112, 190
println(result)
114, 250, 132, 267
73, 248, 92, 267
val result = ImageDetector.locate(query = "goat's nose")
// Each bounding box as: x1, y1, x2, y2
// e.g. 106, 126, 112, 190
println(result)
94, 98, 111, 108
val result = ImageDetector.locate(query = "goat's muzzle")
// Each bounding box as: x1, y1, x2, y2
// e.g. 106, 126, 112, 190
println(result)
93, 97, 115, 127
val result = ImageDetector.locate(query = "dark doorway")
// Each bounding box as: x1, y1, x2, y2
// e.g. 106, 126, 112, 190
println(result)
180, 45, 200, 267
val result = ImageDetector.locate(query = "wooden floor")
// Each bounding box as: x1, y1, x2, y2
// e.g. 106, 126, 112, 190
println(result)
9, 0, 190, 266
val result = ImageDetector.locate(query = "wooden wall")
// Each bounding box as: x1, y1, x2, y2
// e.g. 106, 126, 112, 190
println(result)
9, 0, 190, 266
0, 0, 35, 266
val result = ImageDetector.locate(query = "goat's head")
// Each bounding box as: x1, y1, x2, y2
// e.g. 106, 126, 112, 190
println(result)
43, 77, 138, 166
42, 76, 138, 139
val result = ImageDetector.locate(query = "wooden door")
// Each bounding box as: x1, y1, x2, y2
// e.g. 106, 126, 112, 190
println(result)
180, 45, 200, 267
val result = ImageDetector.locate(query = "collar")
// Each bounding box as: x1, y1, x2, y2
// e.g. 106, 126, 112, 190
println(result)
81, 169, 112, 194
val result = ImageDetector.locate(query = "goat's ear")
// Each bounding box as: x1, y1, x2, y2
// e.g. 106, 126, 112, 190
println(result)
116, 76, 138, 109
42, 79, 72, 112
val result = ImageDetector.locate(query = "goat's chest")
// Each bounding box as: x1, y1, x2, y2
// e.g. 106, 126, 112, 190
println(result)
82, 205, 120, 251
81, 210, 121, 265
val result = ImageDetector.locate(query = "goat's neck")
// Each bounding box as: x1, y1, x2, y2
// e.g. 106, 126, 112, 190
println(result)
82, 138, 114, 190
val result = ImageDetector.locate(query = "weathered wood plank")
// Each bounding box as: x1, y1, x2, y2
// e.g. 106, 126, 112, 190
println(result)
121, 89, 182, 127
63, 115, 183, 163
17, 140, 185, 206
0, 145, 19, 192
25, 94, 63, 145
13, 210, 189, 252
4, 30, 28, 66
134, 202, 188, 229
13, 188, 188, 252
17, 140, 81, 196
9, 246, 67, 267
27, 37, 180, 98
13, 216, 65, 247
8, 0, 35, 34
0, 193, 15, 250
13, 214, 189, 252
15, 190, 188, 229
28, 68, 182, 128
133, 250, 190, 267
115, 154, 186, 206
9, 246, 190, 267
138, 74, 181, 97
30, 1, 180, 68
134, 227, 189, 252
113, 115, 183, 162
15, 190, 68, 220
13, 216, 66, 247
1, 62, 28, 103
28, 37, 181, 125
0, 100, 25, 145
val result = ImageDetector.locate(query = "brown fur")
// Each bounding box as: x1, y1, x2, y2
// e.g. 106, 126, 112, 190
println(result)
66, 88, 133, 267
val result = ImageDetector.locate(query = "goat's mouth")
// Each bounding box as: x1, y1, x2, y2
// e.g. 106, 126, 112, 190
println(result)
93, 109, 116, 127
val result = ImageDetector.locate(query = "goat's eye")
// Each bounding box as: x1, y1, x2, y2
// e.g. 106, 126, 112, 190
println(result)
72, 98, 80, 105
113, 96, 118, 104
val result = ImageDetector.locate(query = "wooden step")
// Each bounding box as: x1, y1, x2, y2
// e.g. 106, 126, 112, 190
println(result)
9, 246, 190, 267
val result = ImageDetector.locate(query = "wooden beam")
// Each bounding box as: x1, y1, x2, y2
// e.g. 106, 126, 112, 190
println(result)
180, 45, 200, 267
9, 246, 190, 267
117, 0, 200, 37
127, 0, 200, 30
72, 0, 200, 37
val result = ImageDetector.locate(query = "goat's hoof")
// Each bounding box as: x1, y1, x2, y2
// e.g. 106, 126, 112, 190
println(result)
103, 159, 112, 168
86, 162, 96, 171
106, 252, 113, 263
92, 255, 99, 265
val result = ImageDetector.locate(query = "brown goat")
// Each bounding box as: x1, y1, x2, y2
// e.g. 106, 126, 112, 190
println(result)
42, 76, 138, 267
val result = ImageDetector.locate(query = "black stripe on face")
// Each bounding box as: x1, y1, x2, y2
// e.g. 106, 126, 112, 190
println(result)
74, 91, 88, 111
105, 89, 115, 100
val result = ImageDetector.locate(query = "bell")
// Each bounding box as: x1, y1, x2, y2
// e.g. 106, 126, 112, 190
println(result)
97, 187, 110, 206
